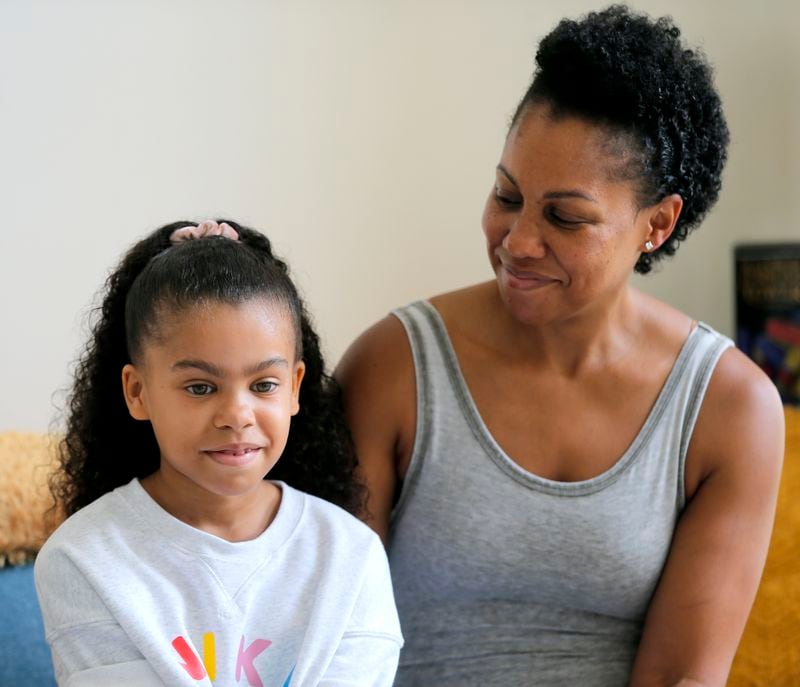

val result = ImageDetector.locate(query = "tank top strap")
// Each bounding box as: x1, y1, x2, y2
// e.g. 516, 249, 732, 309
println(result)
669, 322, 734, 509
390, 300, 456, 521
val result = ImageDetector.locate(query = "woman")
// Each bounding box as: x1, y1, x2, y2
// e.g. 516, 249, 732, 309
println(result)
335, 6, 783, 687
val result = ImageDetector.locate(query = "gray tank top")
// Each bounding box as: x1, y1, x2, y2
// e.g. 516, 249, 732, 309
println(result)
388, 300, 732, 686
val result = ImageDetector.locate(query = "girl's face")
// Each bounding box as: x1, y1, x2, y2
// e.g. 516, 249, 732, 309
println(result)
122, 298, 305, 502
481, 104, 676, 326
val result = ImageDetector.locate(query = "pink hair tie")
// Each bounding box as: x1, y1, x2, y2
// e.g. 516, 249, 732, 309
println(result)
170, 220, 239, 244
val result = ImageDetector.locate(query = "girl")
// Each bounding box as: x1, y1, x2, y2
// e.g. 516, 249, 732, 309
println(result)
36, 220, 402, 687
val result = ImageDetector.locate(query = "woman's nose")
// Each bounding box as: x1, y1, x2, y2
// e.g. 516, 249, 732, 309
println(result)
502, 214, 548, 260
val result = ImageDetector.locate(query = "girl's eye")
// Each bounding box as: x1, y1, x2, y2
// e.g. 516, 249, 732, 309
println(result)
186, 383, 214, 396
252, 381, 277, 394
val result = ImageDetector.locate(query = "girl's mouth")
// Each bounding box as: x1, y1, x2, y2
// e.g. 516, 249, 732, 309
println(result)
204, 446, 261, 467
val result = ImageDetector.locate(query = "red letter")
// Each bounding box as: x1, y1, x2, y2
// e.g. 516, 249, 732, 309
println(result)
172, 636, 207, 680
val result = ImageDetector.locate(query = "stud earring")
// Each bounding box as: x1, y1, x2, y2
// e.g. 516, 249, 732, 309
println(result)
644, 240, 654, 251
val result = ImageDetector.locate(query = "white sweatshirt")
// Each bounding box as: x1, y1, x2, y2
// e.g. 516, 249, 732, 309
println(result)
35, 480, 402, 687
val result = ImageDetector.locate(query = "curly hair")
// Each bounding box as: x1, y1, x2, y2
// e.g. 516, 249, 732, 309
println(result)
51, 220, 365, 517
512, 4, 729, 274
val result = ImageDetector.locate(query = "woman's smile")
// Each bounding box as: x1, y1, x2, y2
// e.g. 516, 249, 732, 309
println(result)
500, 262, 562, 291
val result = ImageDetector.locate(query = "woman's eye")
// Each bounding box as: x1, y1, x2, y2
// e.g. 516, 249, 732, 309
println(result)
547, 209, 583, 227
495, 189, 522, 208
252, 381, 277, 394
186, 383, 214, 396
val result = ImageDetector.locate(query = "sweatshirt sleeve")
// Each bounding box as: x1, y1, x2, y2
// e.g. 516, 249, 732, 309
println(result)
65, 660, 165, 687
34, 541, 146, 686
318, 533, 403, 687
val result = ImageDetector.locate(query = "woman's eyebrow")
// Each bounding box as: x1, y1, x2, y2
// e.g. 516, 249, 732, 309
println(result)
497, 165, 596, 203
543, 190, 598, 203
496, 164, 519, 187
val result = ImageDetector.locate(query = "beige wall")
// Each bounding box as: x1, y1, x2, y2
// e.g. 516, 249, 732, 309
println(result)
2, 0, 798, 431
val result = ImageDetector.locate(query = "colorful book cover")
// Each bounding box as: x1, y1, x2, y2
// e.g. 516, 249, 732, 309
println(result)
735, 243, 800, 406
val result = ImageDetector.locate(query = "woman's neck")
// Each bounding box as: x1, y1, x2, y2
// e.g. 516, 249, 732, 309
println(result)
483, 280, 646, 377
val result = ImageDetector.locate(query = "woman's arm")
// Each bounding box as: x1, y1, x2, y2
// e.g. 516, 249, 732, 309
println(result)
629, 348, 785, 687
334, 315, 416, 543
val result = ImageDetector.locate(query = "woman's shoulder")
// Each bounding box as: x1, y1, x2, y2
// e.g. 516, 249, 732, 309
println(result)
337, 283, 490, 371
633, 288, 697, 344
635, 289, 783, 451
701, 343, 784, 434
334, 308, 416, 408
684, 325, 784, 495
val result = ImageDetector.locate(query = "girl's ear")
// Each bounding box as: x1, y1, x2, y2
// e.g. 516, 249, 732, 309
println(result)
122, 364, 150, 421
290, 361, 306, 417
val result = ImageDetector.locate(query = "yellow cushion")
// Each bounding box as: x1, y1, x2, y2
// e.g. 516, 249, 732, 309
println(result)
729, 407, 800, 685
0, 432, 62, 567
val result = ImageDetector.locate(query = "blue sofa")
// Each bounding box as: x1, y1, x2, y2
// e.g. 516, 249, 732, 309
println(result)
0, 563, 56, 686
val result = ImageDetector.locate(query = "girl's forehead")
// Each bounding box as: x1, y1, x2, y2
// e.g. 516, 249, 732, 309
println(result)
162, 297, 290, 324
149, 298, 298, 355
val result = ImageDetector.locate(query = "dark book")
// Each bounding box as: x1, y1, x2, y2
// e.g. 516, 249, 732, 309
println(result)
735, 243, 800, 405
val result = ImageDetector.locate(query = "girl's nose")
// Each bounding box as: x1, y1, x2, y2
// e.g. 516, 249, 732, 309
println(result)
502, 214, 548, 260
213, 393, 256, 431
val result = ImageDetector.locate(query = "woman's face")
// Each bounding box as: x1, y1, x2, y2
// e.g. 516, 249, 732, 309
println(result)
482, 104, 655, 327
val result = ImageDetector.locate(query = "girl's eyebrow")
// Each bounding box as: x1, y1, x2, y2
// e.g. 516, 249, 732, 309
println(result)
171, 357, 289, 377
245, 357, 289, 375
